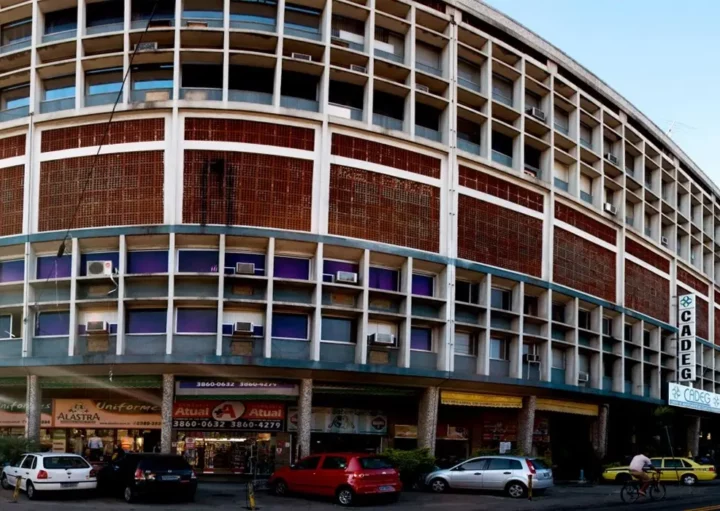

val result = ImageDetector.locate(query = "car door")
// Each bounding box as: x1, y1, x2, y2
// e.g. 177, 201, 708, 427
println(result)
482, 458, 515, 490
18, 455, 35, 490
317, 455, 349, 496
447, 459, 488, 489
5, 455, 25, 486
289, 456, 322, 494
662, 459, 684, 482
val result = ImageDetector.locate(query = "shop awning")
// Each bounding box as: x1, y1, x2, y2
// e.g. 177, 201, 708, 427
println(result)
536, 398, 598, 416
440, 391, 523, 408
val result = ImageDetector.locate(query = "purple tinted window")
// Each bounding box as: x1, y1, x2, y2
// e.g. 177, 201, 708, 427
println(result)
271, 313, 308, 340
225, 253, 266, 275
369, 267, 399, 291
0, 260, 24, 283
37, 255, 72, 279
127, 309, 167, 334
275, 257, 310, 280
36, 311, 70, 336
80, 252, 120, 276
323, 260, 358, 275
176, 308, 217, 334
412, 274, 434, 297
410, 327, 432, 351
127, 251, 169, 274
178, 250, 219, 273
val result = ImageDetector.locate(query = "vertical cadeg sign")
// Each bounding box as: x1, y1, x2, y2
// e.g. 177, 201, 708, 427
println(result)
678, 294, 696, 382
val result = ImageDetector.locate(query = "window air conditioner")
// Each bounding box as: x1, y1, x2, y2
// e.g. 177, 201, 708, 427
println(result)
86, 260, 113, 277
661, 236, 669, 246
605, 153, 619, 166
235, 262, 256, 275
416, 84, 430, 93
526, 107, 546, 122
86, 321, 109, 333
234, 322, 255, 334
134, 42, 158, 52
291, 52, 312, 61
336, 271, 358, 284
578, 371, 589, 383
350, 64, 366, 73
603, 203, 617, 215
523, 353, 540, 363
368, 333, 396, 346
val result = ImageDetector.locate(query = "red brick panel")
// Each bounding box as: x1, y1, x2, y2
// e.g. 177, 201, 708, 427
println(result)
185, 118, 314, 151
183, 150, 313, 231
625, 239, 669, 273
677, 267, 708, 296
41, 119, 164, 153
39, 152, 164, 231
553, 228, 615, 301
328, 165, 440, 252
554, 202, 616, 245
459, 166, 544, 213
0, 165, 24, 236
624, 261, 669, 323
331, 133, 441, 179
0, 134, 25, 159
457, 194, 543, 277
696, 297, 709, 341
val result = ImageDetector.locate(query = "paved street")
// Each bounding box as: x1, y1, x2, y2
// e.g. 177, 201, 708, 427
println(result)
3, 481, 720, 511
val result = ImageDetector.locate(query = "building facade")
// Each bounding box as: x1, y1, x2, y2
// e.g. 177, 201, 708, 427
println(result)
0, 0, 716, 477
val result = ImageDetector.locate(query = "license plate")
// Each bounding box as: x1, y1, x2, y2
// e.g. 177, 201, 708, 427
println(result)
161, 475, 181, 481
61, 482, 78, 488
542, 472, 551, 479
378, 486, 394, 492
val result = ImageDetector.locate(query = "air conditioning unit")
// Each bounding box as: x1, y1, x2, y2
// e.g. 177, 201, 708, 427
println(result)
134, 42, 158, 52
523, 353, 540, 363
661, 236, 669, 246
368, 332, 396, 346
234, 322, 255, 334
416, 84, 430, 93
235, 262, 256, 275
605, 153, 619, 166
526, 107, 546, 122
336, 271, 358, 284
86, 260, 113, 277
578, 371, 589, 383
86, 321, 109, 334
350, 64, 367, 73
291, 52, 312, 61
603, 203, 617, 215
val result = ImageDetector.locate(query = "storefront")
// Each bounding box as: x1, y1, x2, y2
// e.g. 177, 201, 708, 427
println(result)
0, 399, 53, 450
288, 407, 388, 454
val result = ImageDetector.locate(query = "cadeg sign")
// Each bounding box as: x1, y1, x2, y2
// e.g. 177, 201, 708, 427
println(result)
668, 382, 720, 414
677, 294, 696, 382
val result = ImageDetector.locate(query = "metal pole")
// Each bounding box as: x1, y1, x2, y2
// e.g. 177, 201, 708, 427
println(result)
665, 425, 681, 484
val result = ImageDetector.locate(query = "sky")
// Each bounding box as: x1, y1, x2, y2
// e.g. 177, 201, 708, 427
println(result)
482, 0, 720, 185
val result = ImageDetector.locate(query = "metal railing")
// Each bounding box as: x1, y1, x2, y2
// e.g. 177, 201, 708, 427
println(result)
41, 29, 77, 44
39, 97, 75, 114
492, 91, 513, 107
554, 178, 569, 192
131, 88, 173, 102
230, 20, 276, 32
554, 122, 569, 136
182, 18, 224, 28
625, 217, 634, 227
374, 48, 403, 64
331, 36, 364, 52
625, 167, 635, 178
580, 191, 593, 203
373, 113, 403, 131
86, 22, 125, 35
524, 164, 540, 178
0, 38, 31, 54
457, 138, 480, 155
130, 19, 175, 30
458, 76, 481, 92
328, 103, 362, 121
491, 150, 513, 168
415, 61, 442, 77
283, 25, 321, 41
85, 92, 118, 107
228, 90, 273, 105
415, 125, 441, 142
0, 105, 29, 122
280, 95, 319, 112
180, 88, 223, 101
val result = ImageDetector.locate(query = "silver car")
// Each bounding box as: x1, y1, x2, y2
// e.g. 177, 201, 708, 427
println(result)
425, 456, 553, 498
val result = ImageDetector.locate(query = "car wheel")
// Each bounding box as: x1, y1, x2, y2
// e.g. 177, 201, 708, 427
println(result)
124, 485, 135, 503
429, 478, 449, 493
506, 481, 527, 499
615, 473, 631, 484
336, 486, 355, 506
273, 479, 288, 497
26, 481, 37, 500
0, 474, 9, 490
681, 474, 698, 486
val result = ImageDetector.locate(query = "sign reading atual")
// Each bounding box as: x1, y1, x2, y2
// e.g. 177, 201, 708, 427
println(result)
677, 294, 697, 382
52, 400, 161, 428
172, 401, 285, 431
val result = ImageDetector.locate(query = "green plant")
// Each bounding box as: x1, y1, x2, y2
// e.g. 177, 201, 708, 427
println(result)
383, 448, 436, 487
0, 436, 37, 465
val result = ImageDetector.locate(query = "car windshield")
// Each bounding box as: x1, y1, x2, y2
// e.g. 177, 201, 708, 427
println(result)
530, 459, 549, 470
43, 456, 90, 469
138, 456, 191, 470
359, 457, 394, 470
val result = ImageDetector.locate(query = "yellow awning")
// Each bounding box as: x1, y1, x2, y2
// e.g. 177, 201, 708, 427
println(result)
441, 391, 523, 408
536, 398, 598, 416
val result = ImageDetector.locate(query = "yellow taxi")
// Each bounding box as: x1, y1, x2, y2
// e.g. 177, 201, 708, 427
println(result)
602, 457, 716, 486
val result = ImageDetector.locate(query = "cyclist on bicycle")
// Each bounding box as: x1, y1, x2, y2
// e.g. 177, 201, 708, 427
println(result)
629, 452, 658, 496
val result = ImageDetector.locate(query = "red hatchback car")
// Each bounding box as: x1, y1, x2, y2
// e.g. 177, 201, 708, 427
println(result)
269, 453, 402, 506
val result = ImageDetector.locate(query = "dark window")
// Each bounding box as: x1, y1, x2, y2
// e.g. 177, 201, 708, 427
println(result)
523, 296, 538, 316
36, 311, 70, 336
490, 338, 508, 360
44, 8, 77, 34
20, 456, 35, 469
225, 253, 266, 275
0, 259, 23, 283
127, 250, 169, 274
127, 309, 167, 334
530, 459, 549, 470
663, 459, 686, 469
176, 309, 217, 334
11, 456, 25, 468
321, 317, 355, 343
373, 90, 404, 121
272, 313, 308, 340
0, 315, 12, 339
412, 274, 434, 297
329, 80, 364, 110
80, 252, 119, 276
37, 255, 72, 279
42, 456, 90, 469
486, 458, 521, 470
643, 330, 651, 347
410, 327, 432, 351
578, 310, 590, 330
369, 267, 399, 292
460, 459, 488, 471
182, 64, 223, 89
602, 317, 612, 336
275, 257, 310, 280
177, 250, 219, 273
524, 145, 541, 171
295, 456, 321, 470
87, 0, 124, 27
491, 131, 513, 158
624, 324, 633, 342
650, 458, 661, 467
358, 457, 394, 470
321, 456, 348, 470
551, 303, 565, 323
491, 288, 511, 310
281, 71, 319, 101
455, 281, 471, 303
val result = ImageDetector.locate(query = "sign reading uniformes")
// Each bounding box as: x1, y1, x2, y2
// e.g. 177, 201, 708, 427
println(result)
0, 400, 52, 427
678, 294, 696, 382
287, 407, 387, 435
52, 400, 161, 428
172, 401, 285, 431
668, 382, 720, 414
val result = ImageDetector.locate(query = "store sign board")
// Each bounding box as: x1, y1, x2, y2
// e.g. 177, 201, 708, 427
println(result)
287, 407, 388, 435
52, 399, 161, 428
393, 425, 417, 438
678, 294, 696, 382
172, 401, 285, 431
668, 382, 720, 414
0, 399, 52, 427
176, 380, 298, 397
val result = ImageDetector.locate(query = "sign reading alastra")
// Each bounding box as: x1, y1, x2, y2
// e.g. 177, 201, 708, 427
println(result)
677, 294, 696, 382
52, 400, 161, 428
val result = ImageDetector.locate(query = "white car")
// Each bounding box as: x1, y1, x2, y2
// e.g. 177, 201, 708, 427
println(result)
1, 453, 97, 500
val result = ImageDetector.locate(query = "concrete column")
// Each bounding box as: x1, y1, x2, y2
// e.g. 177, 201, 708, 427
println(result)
417, 387, 439, 454
161, 374, 174, 454
517, 396, 536, 456
297, 379, 313, 459
591, 403, 610, 459
686, 415, 701, 458
25, 375, 41, 444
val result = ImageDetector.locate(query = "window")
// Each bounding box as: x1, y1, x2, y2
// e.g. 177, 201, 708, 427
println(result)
455, 280, 475, 303
454, 332, 475, 356
490, 338, 507, 360
127, 250, 168, 274
578, 309, 590, 330
321, 317, 355, 343
650, 458, 662, 468
580, 122, 592, 146
487, 458, 521, 470
412, 274, 434, 297
225, 253, 265, 275
491, 74, 513, 106
524, 145, 541, 173
525, 90, 541, 110
643, 330, 651, 347
490, 288, 511, 311
553, 160, 569, 191
369, 267, 399, 291
0, 315, 12, 339
321, 456, 348, 470
0, 259, 23, 283
177, 250, 219, 273
43, 456, 90, 469
604, 137, 614, 156
491, 131, 513, 163
35, 311, 70, 336
44, 76, 76, 100
580, 174, 592, 203
3, 85, 29, 110
36, 255, 72, 279
80, 252, 119, 276
551, 303, 565, 323
20, 456, 35, 469
272, 313, 308, 340
523, 296, 538, 316
460, 459, 488, 471
2, 19, 31, 46
295, 456, 321, 470
323, 260, 359, 280
359, 457, 394, 470
87, 0, 124, 27
605, 188, 614, 204
578, 353, 589, 373
176, 309, 217, 334
602, 317, 612, 336
275, 257, 310, 280
625, 153, 635, 174
664, 459, 689, 469
45, 8, 77, 34
126, 309, 167, 334
624, 324, 633, 342
551, 347, 565, 369
553, 107, 569, 134
410, 327, 432, 351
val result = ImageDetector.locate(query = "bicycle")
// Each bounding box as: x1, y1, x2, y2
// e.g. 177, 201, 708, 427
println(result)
620, 470, 666, 504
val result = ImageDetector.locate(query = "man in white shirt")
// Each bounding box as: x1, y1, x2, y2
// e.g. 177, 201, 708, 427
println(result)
88, 435, 104, 461
629, 453, 657, 496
